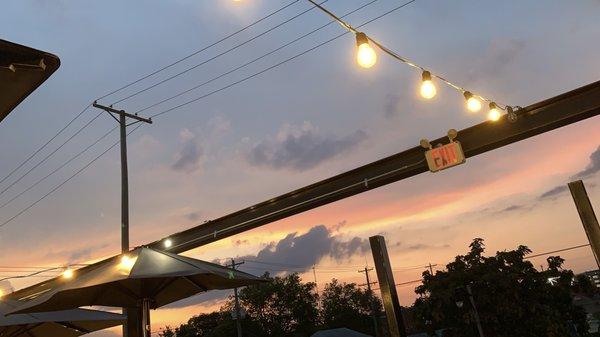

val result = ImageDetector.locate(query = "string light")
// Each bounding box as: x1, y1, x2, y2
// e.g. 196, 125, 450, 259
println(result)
420, 71, 436, 99
306, 0, 510, 120
464, 91, 482, 113
355, 32, 377, 68
62, 268, 74, 279
119, 255, 137, 271
488, 102, 501, 121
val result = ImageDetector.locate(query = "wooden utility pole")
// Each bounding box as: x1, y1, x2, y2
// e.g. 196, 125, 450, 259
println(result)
359, 266, 380, 337
93, 102, 152, 337
228, 259, 245, 337
369, 235, 407, 337
569, 180, 600, 268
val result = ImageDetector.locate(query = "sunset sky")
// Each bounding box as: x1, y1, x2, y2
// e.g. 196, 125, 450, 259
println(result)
1, 0, 600, 335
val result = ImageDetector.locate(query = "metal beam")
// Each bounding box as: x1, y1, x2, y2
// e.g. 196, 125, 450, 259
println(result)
148, 80, 600, 253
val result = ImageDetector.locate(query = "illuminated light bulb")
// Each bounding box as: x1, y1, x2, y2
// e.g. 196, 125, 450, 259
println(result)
119, 255, 137, 271
420, 71, 437, 99
0, 289, 4, 298
487, 102, 501, 122
164, 238, 173, 249
464, 91, 482, 113
355, 32, 377, 68
62, 268, 74, 279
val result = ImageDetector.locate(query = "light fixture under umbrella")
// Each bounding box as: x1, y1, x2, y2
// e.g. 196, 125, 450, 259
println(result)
7, 247, 266, 337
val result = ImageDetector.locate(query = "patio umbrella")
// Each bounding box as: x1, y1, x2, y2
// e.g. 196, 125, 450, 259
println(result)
7, 247, 265, 337
1, 299, 124, 337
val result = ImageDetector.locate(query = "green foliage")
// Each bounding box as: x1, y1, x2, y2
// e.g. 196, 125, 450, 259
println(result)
573, 274, 598, 296
238, 272, 320, 336
320, 279, 382, 336
413, 238, 589, 337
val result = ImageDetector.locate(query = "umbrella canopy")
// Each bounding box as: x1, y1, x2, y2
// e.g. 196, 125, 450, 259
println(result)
7, 247, 265, 314
0, 39, 60, 123
0, 299, 124, 337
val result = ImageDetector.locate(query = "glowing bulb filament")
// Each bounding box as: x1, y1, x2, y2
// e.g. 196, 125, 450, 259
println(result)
62, 268, 74, 279
355, 32, 377, 69
119, 255, 137, 271
420, 71, 437, 99
464, 91, 482, 113
488, 102, 501, 121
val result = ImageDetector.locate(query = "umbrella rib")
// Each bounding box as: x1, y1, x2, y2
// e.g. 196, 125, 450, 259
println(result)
2, 325, 31, 337
56, 322, 91, 334
111, 283, 141, 304
4, 323, 42, 337
182, 276, 207, 292
148, 278, 178, 302
146, 247, 210, 272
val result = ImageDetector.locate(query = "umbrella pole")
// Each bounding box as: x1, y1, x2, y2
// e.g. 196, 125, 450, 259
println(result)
141, 299, 151, 337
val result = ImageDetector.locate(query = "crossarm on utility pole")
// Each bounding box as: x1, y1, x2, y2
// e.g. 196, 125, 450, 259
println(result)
92, 102, 153, 124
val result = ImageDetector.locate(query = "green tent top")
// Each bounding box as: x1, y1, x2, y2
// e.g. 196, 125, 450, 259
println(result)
0, 39, 60, 123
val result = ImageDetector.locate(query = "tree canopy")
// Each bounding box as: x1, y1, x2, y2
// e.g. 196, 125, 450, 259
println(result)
160, 239, 596, 337
413, 238, 590, 337
160, 273, 383, 337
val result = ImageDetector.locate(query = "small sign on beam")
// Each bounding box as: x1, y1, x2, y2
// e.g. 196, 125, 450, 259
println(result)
425, 142, 465, 172
421, 130, 466, 173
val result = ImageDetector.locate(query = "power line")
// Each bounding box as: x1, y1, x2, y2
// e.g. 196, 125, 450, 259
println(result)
0, 111, 103, 198
134, 0, 378, 115
0, 126, 118, 210
95, 0, 301, 101
148, 0, 419, 120
0, 0, 417, 229
307, 0, 507, 109
0, 266, 63, 282
0, 104, 91, 188
0, 1, 307, 212
110, 0, 329, 106
524, 243, 590, 260
0, 124, 143, 228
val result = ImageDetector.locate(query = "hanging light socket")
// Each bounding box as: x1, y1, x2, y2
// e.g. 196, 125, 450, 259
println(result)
355, 32, 369, 46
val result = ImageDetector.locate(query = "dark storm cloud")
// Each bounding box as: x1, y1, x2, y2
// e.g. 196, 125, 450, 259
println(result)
468, 38, 526, 81
44, 243, 109, 263
538, 185, 569, 200
571, 145, 600, 180
496, 203, 535, 214
185, 211, 201, 222
246, 123, 367, 171
165, 224, 369, 309
172, 138, 203, 173
392, 242, 450, 252
536, 145, 600, 201
245, 225, 369, 272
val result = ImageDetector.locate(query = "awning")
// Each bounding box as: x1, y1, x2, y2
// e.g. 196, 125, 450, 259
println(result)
0, 39, 60, 123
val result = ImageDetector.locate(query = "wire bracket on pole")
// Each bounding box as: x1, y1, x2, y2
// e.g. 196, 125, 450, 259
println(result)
92, 102, 153, 125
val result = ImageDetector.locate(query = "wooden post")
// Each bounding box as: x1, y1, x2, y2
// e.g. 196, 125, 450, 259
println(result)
369, 235, 407, 337
569, 180, 600, 268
